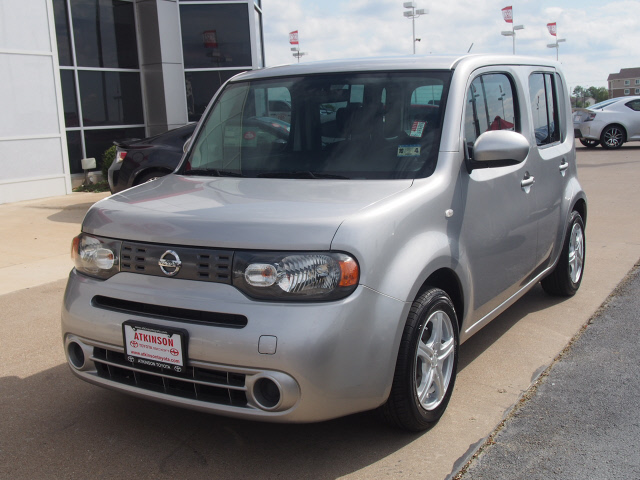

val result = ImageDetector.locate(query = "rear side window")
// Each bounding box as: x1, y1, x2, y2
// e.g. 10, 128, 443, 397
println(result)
625, 100, 640, 111
529, 73, 561, 146
464, 73, 517, 147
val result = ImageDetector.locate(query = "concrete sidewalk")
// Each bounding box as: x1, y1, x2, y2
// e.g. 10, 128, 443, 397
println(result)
0, 192, 110, 295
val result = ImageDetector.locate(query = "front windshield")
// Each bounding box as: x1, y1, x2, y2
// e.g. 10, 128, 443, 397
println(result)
182, 71, 451, 180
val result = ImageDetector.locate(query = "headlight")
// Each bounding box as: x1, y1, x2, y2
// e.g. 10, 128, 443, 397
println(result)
71, 233, 121, 279
233, 251, 359, 301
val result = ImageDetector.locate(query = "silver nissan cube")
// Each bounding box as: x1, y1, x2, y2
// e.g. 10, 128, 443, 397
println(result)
62, 55, 586, 431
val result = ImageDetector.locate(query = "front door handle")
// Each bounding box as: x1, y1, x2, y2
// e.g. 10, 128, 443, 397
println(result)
521, 173, 535, 193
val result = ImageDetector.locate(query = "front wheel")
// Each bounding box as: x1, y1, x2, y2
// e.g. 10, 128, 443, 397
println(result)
541, 211, 585, 296
381, 288, 459, 431
600, 125, 625, 149
579, 138, 599, 148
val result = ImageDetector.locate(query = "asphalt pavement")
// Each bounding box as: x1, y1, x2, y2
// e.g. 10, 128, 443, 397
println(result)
455, 263, 640, 479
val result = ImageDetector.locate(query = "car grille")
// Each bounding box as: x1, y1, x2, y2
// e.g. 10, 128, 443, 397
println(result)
120, 241, 233, 284
92, 347, 249, 407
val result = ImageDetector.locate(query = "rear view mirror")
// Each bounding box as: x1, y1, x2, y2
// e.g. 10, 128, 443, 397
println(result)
470, 130, 530, 169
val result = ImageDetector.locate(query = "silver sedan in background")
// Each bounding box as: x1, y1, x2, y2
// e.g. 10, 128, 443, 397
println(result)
574, 96, 640, 149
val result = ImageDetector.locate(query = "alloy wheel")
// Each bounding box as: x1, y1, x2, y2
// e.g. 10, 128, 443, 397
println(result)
415, 310, 455, 410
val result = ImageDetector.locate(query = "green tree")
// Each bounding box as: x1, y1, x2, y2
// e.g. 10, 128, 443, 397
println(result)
586, 86, 609, 103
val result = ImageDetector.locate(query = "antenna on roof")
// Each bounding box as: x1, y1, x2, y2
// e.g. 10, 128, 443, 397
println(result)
467, 43, 474, 53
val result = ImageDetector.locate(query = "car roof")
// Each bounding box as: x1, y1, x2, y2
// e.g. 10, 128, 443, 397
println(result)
589, 96, 640, 110
230, 54, 562, 82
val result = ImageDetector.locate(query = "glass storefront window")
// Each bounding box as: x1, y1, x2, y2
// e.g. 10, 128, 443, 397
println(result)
53, 0, 73, 66
71, 0, 139, 69
61, 70, 80, 127
180, 4, 252, 69
79, 71, 144, 126
186, 70, 246, 122
84, 127, 145, 170
66, 131, 84, 174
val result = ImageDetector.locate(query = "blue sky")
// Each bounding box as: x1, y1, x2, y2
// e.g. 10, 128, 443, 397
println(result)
262, 0, 640, 91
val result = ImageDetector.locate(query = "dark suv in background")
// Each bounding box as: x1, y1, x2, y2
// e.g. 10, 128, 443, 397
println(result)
108, 123, 196, 194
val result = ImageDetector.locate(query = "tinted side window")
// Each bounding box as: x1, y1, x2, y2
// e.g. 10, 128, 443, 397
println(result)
625, 100, 640, 112
464, 73, 517, 146
529, 73, 560, 146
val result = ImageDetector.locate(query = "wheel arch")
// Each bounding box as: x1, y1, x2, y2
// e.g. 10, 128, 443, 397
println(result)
417, 268, 464, 331
572, 197, 587, 227
602, 123, 628, 142
133, 167, 173, 185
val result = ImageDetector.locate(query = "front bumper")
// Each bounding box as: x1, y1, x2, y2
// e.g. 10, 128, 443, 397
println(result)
62, 270, 409, 422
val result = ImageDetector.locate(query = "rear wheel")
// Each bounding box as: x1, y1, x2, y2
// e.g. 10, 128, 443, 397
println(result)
579, 139, 599, 148
600, 125, 625, 149
381, 288, 459, 431
542, 211, 585, 296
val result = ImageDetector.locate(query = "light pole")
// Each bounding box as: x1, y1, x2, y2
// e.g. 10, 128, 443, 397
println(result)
547, 38, 566, 61
546, 22, 566, 61
500, 6, 523, 55
403, 2, 427, 54
501, 24, 524, 54
289, 30, 307, 63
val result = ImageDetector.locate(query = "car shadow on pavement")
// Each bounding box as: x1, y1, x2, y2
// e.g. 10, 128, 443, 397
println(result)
1, 364, 423, 480
44, 202, 101, 224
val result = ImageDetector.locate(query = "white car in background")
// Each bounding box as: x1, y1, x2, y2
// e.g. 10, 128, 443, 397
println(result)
573, 96, 640, 149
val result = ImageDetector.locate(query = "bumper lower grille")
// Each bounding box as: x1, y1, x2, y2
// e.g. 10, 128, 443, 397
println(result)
92, 347, 248, 407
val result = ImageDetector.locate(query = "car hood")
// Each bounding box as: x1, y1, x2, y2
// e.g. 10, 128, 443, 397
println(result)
83, 175, 413, 250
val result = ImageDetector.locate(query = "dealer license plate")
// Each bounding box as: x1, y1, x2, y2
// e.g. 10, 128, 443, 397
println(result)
123, 321, 188, 375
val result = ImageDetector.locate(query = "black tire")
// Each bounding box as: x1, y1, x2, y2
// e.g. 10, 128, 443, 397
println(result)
136, 171, 167, 185
579, 138, 599, 148
600, 125, 625, 149
381, 288, 459, 431
541, 211, 585, 296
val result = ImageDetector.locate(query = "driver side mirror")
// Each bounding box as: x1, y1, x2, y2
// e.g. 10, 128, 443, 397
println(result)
183, 136, 192, 153
467, 130, 530, 171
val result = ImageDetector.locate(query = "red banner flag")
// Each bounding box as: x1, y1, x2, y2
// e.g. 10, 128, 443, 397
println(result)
502, 6, 513, 23
547, 22, 557, 36
289, 31, 299, 45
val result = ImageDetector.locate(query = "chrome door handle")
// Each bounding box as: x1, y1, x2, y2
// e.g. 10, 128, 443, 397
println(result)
559, 160, 569, 172
521, 176, 535, 187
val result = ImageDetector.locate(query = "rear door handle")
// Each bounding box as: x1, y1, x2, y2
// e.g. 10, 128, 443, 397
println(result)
559, 159, 569, 175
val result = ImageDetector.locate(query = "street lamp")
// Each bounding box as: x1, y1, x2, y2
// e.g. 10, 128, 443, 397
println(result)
547, 38, 566, 61
403, 2, 428, 54
501, 24, 524, 54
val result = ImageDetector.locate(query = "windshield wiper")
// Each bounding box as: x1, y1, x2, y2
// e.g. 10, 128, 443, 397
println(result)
256, 171, 350, 179
183, 169, 244, 177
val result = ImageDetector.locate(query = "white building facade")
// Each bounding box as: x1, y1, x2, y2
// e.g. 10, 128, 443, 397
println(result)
0, 0, 264, 204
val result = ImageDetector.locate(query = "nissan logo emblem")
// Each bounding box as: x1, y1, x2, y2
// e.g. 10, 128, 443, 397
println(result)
158, 250, 182, 276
